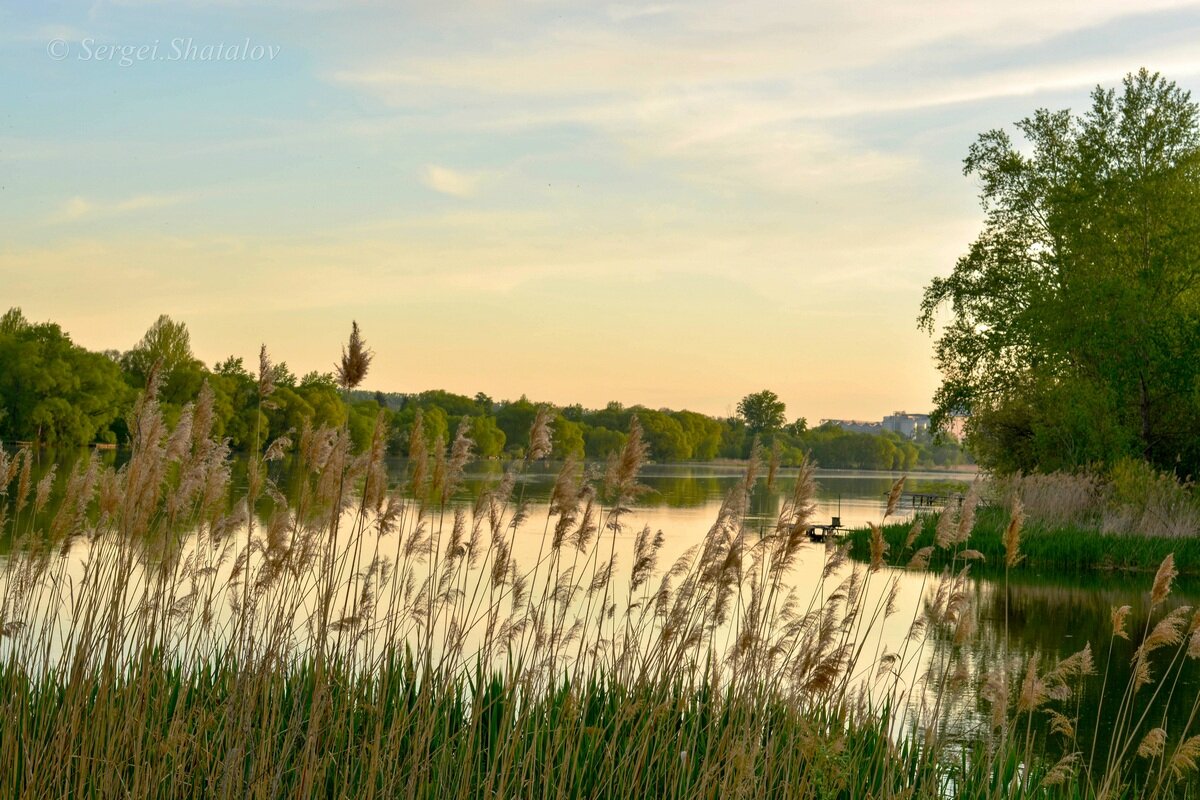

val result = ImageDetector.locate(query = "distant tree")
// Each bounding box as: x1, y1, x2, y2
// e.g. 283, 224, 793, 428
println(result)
552, 415, 585, 459
469, 415, 506, 458
270, 361, 298, 389
637, 409, 691, 461
0, 308, 26, 335
585, 426, 627, 459
0, 310, 130, 446
673, 410, 722, 461
421, 405, 449, 449
496, 397, 537, 454
300, 371, 338, 390
737, 390, 787, 435
585, 401, 631, 434
122, 314, 195, 383
215, 356, 248, 378
412, 390, 479, 417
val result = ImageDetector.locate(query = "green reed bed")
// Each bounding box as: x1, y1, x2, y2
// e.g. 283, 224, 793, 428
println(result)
0, 655, 936, 799
4, 337, 1200, 798
847, 507, 1200, 576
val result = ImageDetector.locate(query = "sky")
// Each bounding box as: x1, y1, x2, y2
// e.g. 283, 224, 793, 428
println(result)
4, 1, 1200, 423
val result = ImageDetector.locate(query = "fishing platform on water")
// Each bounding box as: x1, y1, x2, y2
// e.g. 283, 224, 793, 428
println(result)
806, 516, 846, 542
893, 492, 964, 509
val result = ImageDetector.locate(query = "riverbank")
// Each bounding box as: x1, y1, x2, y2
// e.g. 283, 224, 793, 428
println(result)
846, 505, 1200, 575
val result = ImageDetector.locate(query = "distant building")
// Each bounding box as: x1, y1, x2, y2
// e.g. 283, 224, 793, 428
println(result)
882, 411, 930, 439
820, 419, 883, 435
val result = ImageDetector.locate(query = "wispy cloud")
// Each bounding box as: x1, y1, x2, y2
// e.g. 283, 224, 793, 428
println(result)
421, 165, 483, 198
51, 192, 191, 223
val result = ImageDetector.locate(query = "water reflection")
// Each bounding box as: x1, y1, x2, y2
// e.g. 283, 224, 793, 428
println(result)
446, 459, 968, 528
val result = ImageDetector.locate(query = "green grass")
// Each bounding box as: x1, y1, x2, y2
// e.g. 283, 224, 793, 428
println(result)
0, 654, 1151, 799
847, 506, 1200, 575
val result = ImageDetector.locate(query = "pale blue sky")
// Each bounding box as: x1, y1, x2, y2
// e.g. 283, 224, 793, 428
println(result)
4, 1, 1200, 421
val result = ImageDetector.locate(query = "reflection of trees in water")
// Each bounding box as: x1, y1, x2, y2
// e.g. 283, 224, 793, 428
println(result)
919, 572, 1200, 773
640, 474, 729, 508
0, 447, 120, 554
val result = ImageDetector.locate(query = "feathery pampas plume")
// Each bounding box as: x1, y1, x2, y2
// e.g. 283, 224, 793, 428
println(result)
336, 321, 373, 390
1151, 553, 1178, 607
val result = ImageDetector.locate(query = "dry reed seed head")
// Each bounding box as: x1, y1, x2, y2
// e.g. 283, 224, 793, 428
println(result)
902, 517, 922, 551
193, 381, 217, 448
1017, 652, 1046, 713
1051, 644, 1096, 682
886, 476, 906, 519
1151, 553, 1178, 606
408, 410, 429, 498
363, 414, 391, 511
1004, 496, 1025, 568
1170, 736, 1200, 781
953, 606, 977, 646
604, 416, 649, 504
1141, 605, 1193, 657
442, 417, 474, 502
980, 669, 1010, 729
906, 546, 933, 571
934, 506, 955, 549
263, 431, 294, 462
1139, 728, 1167, 759
1045, 709, 1078, 740
1039, 752, 1081, 789
526, 406, 554, 462
14, 450, 31, 517
1112, 605, 1132, 640
549, 455, 580, 518
744, 438, 763, 493
868, 524, 887, 572
257, 344, 276, 402
955, 481, 980, 543
766, 441, 781, 492
166, 401, 196, 464
1188, 628, 1200, 660
31, 464, 57, 516
336, 321, 372, 390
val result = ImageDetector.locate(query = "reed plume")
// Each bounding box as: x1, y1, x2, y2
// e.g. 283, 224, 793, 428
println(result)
336, 320, 372, 390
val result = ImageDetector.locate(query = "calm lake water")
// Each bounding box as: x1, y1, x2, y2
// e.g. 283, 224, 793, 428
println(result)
3, 454, 1197, 759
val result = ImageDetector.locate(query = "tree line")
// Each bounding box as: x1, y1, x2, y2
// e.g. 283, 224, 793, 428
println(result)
0, 309, 967, 469
354, 387, 968, 469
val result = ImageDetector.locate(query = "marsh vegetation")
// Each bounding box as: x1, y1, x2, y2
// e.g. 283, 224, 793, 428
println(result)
2, 357, 1200, 798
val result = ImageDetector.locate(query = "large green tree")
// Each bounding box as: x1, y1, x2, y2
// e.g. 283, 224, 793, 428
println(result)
0, 309, 130, 446
736, 390, 787, 437
921, 69, 1200, 474
122, 314, 196, 384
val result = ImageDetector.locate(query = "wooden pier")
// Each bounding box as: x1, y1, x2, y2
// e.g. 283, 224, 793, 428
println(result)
893, 492, 963, 510
806, 516, 847, 542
